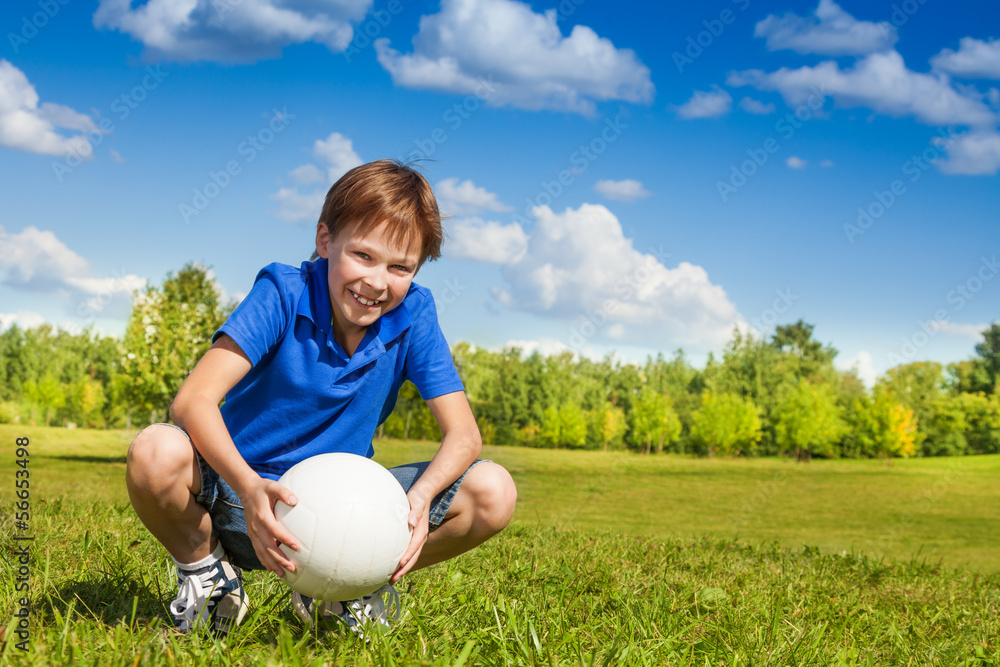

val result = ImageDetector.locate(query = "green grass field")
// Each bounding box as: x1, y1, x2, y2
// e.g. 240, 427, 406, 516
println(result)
1, 425, 998, 665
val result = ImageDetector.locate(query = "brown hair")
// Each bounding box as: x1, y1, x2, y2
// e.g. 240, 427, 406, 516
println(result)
315, 160, 443, 265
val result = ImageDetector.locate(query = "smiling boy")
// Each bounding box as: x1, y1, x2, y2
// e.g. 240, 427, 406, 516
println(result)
126, 160, 517, 637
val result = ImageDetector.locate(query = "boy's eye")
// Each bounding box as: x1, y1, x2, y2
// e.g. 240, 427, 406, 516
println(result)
393, 264, 413, 273
355, 251, 371, 260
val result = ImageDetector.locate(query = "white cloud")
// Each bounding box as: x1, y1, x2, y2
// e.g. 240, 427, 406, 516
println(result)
498, 338, 572, 358
786, 156, 808, 169
674, 86, 732, 119
0, 224, 146, 326
314, 132, 362, 184
0, 311, 46, 332
594, 179, 651, 202
0, 224, 89, 291
271, 187, 326, 224
445, 218, 527, 264
374, 0, 654, 115
493, 204, 743, 351
936, 129, 1000, 175
837, 350, 877, 388
436, 178, 513, 216
272, 132, 362, 223
109, 148, 125, 163
931, 38, 1000, 79
290, 163, 325, 185
739, 97, 776, 115
0, 60, 98, 157
93, 0, 370, 62
820, 159, 834, 167
928, 320, 989, 340
728, 50, 998, 128
754, 0, 896, 56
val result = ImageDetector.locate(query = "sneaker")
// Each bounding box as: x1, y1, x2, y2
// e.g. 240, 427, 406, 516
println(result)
292, 584, 400, 639
169, 554, 249, 636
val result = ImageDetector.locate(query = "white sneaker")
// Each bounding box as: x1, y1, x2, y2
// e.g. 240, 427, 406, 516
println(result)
169, 554, 248, 636
292, 584, 400, 639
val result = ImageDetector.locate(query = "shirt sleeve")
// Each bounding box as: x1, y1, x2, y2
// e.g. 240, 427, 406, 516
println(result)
213, 264, 294, 366
403, 288, 465, 400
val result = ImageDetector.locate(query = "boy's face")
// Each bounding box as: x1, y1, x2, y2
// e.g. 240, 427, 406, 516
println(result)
315, 221, 422, 343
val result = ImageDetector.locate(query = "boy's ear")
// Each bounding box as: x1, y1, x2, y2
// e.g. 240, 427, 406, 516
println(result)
315, 223, 330, 259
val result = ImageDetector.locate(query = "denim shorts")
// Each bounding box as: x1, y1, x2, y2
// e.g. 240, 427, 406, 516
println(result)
159, 423, 486, 571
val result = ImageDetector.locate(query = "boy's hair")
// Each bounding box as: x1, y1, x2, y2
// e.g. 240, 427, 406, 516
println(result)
316, 159, 443, 265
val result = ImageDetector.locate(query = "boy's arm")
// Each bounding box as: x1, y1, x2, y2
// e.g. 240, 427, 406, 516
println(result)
169, 334, 300, 577
392, 390, 482, 581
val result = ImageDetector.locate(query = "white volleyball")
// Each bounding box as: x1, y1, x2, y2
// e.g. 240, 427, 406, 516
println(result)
274, 453, 411, 601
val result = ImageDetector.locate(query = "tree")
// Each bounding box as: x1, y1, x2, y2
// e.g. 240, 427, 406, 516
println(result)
774, 383, 844, 460
973, 323, 1000, 393
119, 263, 231, 426
590, 403, 626, 451
539, 403, 587, 449
957, 392, 1000, 454
689, 391, 762, 457
628, 391, 681, 455
771, 320, 838, 381
844, 391, 917, 459
878, 361, 945, 446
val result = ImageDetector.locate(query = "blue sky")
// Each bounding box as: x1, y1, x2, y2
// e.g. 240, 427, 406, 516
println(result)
1, 0, 998, 385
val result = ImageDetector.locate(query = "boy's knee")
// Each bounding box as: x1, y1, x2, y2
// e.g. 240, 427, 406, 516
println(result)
468, 462, 517, 533
127, 425, 195, 489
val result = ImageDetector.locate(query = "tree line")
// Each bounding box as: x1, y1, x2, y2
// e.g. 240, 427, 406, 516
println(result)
2, 264, 998, 459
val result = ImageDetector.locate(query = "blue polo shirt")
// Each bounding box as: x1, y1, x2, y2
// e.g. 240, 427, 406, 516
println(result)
213, 258, 464, 480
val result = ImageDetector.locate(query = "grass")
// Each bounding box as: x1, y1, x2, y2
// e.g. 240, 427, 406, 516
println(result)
0, 425, 998, 665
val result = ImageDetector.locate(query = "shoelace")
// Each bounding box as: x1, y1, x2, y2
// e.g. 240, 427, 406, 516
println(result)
170, 569, 220, 631
347, 585, 401, 627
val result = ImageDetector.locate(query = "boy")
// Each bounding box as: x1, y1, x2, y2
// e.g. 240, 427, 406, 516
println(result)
126, 160, 517, 637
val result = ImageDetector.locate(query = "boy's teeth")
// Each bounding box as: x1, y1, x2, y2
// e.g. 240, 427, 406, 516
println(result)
353, 291, 378, 306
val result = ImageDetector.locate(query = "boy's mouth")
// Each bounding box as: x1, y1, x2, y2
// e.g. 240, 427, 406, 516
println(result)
350, 290, 383, 307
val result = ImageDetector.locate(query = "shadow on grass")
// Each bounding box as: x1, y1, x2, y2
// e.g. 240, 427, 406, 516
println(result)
39, 572, 168, 628
37, 455, 127, 464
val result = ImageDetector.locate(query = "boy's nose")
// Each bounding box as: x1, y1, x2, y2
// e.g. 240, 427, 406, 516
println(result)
364, 267, 389, 292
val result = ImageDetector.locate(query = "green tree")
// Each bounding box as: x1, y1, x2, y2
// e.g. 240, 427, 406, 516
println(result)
771, 320, 838, 381
589, 403, 626, 451
628, 391, 681, 455
973, 323, 1000, 394
957, 392, 1000, 454
774, 383, 844, 460
689, 391, 762, 457
119, 263, 231, 426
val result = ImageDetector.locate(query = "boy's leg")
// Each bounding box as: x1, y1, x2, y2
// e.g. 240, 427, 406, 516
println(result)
126, 423, 216, 562
407, 461, 517, 572
127, 423, 249, 635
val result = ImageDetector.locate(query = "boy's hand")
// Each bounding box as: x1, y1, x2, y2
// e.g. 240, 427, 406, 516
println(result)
240, 478, 301, 577
392, 486, 432, 582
